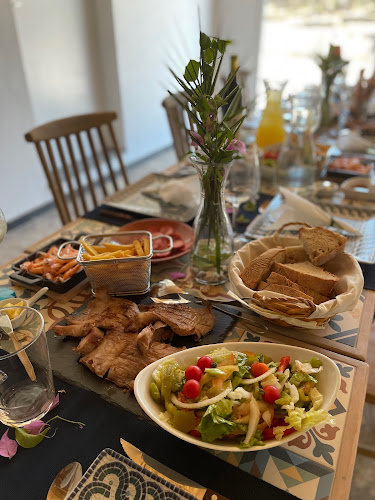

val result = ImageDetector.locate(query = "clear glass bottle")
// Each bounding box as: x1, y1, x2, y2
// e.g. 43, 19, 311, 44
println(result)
256, 80, 287, 149
276, 105, 317, 197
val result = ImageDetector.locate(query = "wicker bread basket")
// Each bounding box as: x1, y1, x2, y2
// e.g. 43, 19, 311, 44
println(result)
229, 230, 364, 329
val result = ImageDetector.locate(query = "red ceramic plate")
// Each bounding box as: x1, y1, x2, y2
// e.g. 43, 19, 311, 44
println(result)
117, 218, 194, 263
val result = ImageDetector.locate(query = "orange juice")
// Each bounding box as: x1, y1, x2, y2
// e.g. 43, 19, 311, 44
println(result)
256, 89, 286, 149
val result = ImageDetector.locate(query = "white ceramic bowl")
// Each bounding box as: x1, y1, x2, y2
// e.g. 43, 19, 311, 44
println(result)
134, 342, 341, 452
0, 297, 27, 329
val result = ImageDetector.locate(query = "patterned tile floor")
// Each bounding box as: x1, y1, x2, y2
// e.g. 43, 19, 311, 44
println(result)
0, 146, 374, 499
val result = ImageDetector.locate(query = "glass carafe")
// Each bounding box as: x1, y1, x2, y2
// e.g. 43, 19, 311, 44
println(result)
276, 105, 317, 197
256, 80, 287, 149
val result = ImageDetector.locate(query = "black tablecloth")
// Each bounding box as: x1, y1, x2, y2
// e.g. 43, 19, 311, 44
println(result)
0, 377, 295, 500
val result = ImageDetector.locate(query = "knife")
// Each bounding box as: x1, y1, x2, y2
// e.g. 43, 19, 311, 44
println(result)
120, 439, 206, 499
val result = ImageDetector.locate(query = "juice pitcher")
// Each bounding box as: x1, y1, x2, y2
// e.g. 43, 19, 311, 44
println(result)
256, 80, 287, 149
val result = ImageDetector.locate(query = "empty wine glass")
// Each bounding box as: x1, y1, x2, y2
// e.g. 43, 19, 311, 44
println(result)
0, 209, 6, 244
225, 145, 260, 247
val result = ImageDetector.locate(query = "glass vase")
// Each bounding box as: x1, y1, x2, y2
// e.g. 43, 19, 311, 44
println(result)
190, 155, 234, 285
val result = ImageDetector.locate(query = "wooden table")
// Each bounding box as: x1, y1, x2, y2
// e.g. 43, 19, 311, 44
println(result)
0, 214, 372, 500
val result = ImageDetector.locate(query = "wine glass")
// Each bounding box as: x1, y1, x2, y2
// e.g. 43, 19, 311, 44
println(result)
0, 209, 7, 244
225, 145, 260, 248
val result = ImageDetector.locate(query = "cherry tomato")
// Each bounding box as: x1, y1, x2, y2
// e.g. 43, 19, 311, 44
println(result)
185, 365, 202, 382
197, 356, 213, 372
183, 379, 201, 399
262, 385, 281, 404
250, 362, 269, 377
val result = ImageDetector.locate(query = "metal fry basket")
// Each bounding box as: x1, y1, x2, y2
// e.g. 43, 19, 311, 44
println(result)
73, 231, 172, 296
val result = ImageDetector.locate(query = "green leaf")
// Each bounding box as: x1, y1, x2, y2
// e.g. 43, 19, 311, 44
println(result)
200, 32, 211, 50
204, 48, 214, 64
15, 427, 50, 448
218, 39, 230, 54
214, 94, 227, 108
197, 95, 211, 112
184, 60, 200, 82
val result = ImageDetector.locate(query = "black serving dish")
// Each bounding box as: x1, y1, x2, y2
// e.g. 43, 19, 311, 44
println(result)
322, 154, 375, 178
10, 235, 87, 294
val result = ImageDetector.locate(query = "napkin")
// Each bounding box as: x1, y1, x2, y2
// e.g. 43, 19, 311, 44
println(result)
267, 187, 359, 234
336, 131, 373, 153
158, 175, 200, 209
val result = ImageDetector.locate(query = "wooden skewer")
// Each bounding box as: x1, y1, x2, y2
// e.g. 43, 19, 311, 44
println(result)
9, 331, 36, 382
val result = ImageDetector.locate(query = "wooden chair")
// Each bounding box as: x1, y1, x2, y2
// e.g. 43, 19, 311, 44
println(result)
162, 93, 192, 161
25, 111, 129, 225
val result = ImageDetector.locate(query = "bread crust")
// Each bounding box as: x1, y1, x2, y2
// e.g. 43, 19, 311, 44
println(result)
274, 261, 338, 296
299, 227, 346, 266
240, 247, 285, 289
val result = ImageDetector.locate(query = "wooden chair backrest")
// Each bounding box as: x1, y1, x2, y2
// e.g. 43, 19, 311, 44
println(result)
25, 111, 129, 225
162, 93, 193, 161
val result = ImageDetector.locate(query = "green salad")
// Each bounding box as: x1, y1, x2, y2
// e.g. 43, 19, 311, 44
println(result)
150, 348, 333, 448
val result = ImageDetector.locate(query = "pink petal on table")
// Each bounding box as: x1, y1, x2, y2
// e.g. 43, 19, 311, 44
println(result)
49, 393, 60, 412
169, 272, 186, 280
0, 429, 17, 459
24, 420, 46, 435
226, 139, 247, 155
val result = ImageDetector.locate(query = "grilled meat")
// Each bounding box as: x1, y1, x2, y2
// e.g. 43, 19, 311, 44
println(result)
53, 288, 214, 390
106, 337, 183, 389
138, 302, 215, 339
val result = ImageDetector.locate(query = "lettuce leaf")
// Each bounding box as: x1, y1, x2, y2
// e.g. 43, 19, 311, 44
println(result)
209, 348, 233, 364
289, 371, 317, 386
273, 407, 333, 440
198, 403, 236, 442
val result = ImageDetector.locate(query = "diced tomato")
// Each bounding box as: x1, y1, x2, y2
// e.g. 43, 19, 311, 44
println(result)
189, 429, 201, 437
277, 356, 290, 373
262, 426, 295, 441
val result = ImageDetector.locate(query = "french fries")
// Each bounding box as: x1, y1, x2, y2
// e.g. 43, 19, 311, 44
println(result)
81, 238, 150, 261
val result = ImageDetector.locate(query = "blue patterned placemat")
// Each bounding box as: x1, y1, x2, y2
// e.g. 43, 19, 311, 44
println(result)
67, 448, 198, 500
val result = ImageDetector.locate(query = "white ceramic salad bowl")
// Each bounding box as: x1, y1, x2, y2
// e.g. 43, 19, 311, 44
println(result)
134, 342, 341, 452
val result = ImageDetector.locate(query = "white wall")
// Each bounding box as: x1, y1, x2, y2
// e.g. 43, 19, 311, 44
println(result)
0, 0, 49, 223
111, 0, 214, 164
13, 0, 102, 125
212, 0, 264, 103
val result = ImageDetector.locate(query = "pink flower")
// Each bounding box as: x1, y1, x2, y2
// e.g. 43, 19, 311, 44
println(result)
24, 420, 47, 435
190, 131, 204, 148
169, 272, 186, 280
226, 139, 247, 155
0, 429, 17, 459
49, 393, 60, 412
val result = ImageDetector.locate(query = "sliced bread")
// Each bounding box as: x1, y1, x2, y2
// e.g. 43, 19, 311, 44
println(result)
240, 247, 285, 290
261, 283, 314, 302
284, 245, 309, 263
299, 227, 347, 266
257, 281, 268, 291
266, 271, 329, 304
273, 261, 339, 296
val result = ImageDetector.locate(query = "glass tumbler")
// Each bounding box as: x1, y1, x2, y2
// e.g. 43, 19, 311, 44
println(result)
0, 307, 55, 427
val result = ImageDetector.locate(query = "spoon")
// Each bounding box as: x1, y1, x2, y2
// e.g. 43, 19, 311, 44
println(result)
0, 287, 48, 329
46, 462, 82, 500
